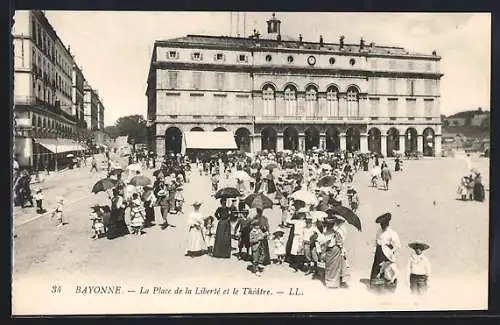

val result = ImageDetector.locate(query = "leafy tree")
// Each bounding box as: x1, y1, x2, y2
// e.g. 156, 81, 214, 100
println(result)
113, 114, 148, 145
103, 125, 120, 139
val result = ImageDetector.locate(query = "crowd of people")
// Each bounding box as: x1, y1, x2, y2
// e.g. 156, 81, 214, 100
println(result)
179, 149, 433, 294
13, 144, 486, 296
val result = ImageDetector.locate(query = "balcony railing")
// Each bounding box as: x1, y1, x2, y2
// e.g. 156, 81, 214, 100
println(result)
14, 96, 77, 123
157, 114, 253, 123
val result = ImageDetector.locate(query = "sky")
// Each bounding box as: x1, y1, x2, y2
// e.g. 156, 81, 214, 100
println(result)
39, 11, 491, 126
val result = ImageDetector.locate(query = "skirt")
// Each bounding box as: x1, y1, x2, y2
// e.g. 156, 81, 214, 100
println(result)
324, 246, 346, 288
212, 219, 232, 258
370, 245, 389, 281
187, 227, 206, 252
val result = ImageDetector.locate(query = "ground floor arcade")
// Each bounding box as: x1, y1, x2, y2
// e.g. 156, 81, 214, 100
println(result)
151, 122, 442, 158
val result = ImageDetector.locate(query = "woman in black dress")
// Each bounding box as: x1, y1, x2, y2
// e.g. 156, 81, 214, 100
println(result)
473, 173, 485, 202
107, 188, 130, 239
212, 198, 232, 258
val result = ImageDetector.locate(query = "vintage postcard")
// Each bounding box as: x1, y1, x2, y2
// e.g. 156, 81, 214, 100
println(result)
11, 11, 490, 314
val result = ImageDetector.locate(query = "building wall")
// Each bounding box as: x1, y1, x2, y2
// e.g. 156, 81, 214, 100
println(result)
147, 33, 443, 157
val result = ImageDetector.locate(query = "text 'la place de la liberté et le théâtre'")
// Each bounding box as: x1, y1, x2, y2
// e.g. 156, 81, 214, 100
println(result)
73, 285, 304, 296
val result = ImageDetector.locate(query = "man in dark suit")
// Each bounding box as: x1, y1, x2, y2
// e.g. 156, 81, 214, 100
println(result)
381, 163, 392, 191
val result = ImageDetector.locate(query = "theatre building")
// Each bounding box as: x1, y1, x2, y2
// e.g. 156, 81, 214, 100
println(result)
146, 14, 443, 158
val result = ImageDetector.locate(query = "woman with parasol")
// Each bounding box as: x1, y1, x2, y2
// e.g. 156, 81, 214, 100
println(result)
186, 201, 207, 257
285, 206, 308, 272
107, 188, 130, 239
212, 198, 232, 258
317, 215, 349, 288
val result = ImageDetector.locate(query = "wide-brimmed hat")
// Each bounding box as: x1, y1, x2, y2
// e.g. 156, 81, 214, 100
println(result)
408, 241, 430, 251
296, 207, 309, 214
375, 212, 392, 224
156, 189, 167, 197
144, 184, 153, 189
273, 230, 285, 237
192, 200, 203, 207
176, 186, 183, 191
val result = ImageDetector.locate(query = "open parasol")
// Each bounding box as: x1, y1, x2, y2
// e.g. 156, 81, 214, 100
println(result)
264, 163, 279, 171
129, 175, 152, 187
92, 178, 117, 194
325, 206, 362, 231
235, 170, 251, 181
290, 190, 319, 206
244, 193, 274, 210
215, 187, 241, 199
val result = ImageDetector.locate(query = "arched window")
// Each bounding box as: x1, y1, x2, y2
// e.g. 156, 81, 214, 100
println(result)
262, 85, 276, 116
305, 86, 318, 117
284, 85, 297, 116
347, 86, 359, 117
326, 86, 339, 117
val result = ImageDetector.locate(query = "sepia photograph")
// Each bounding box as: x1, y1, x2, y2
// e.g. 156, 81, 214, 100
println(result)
11, 11, 490, 314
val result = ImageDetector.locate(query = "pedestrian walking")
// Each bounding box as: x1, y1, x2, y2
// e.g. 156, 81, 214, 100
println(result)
51, 197, 65, 227
90, 205, 106, 239
34, 188, 46, 214
212, 198, 232, 259
130, 193, 145, 236
272, 230, 286, 264
381, 164, 392, 190
408, 241, 432, 295
186, 201, 207, 257
155, 184, 171, 229
107, 188, 130, 239
90, 156, 98, 173
204, 216, 216, 256
370, 212, 400, 287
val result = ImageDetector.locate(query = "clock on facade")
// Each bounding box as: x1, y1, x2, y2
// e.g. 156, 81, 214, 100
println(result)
307, 55, 316, 66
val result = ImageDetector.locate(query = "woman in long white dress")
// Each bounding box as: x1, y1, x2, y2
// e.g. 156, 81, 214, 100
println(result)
186, 201, 207, 257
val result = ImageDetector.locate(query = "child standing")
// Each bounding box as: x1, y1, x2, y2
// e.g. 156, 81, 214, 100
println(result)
302, 216, 319, 275
90, 205, 106, 239
51, 197, 65, 227
279, 192, 290, 227
130, 192, 145, 235
272, 230, 286, 264
408, 241, 432, 294
204, 216, 215, 256
211, 173, 219, 195
175, 186, 185, 214
249, 220, 266, 277
34, 188, 45, 214
234, 213, 251, 260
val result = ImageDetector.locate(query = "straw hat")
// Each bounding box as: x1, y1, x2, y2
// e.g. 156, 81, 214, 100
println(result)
192, 200, 203, 207
408, 241, 430, 251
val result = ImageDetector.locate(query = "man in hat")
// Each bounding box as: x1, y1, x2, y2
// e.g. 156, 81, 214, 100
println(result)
302, 215, 320, 275
381, 163, 392, 190
142, 184, 156, 227
155, 183, 171, 229
407, 241, 432, 294
370, 212, 400, 284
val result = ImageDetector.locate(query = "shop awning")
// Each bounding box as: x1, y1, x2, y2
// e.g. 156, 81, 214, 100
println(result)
184, 131, 237, 150
34, 138, 86, 153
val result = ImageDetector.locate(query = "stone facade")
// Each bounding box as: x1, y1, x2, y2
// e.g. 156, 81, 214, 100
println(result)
146, 14, 443, 158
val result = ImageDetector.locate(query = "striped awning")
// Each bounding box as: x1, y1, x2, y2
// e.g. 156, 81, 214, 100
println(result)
34, 138, 86, 153
184, 131, 237, 150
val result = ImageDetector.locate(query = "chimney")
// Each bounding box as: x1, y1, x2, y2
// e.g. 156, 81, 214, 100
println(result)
68, 45, 71, 53
319, 35, 324, 47
360, 37, 365, 50
277, 34, 281, 42
339, 35, 345, 50
432, 50, 437, 56
370, 42, 375, 49
299, 34, 303, 46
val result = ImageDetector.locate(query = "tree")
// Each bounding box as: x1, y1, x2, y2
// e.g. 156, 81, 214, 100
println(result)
103, 125, 120, 139
114, 114, 148, 145
480, 115, 490, 131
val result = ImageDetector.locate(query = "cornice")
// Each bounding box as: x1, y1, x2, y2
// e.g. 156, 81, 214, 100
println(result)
152, 61, 443, 79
